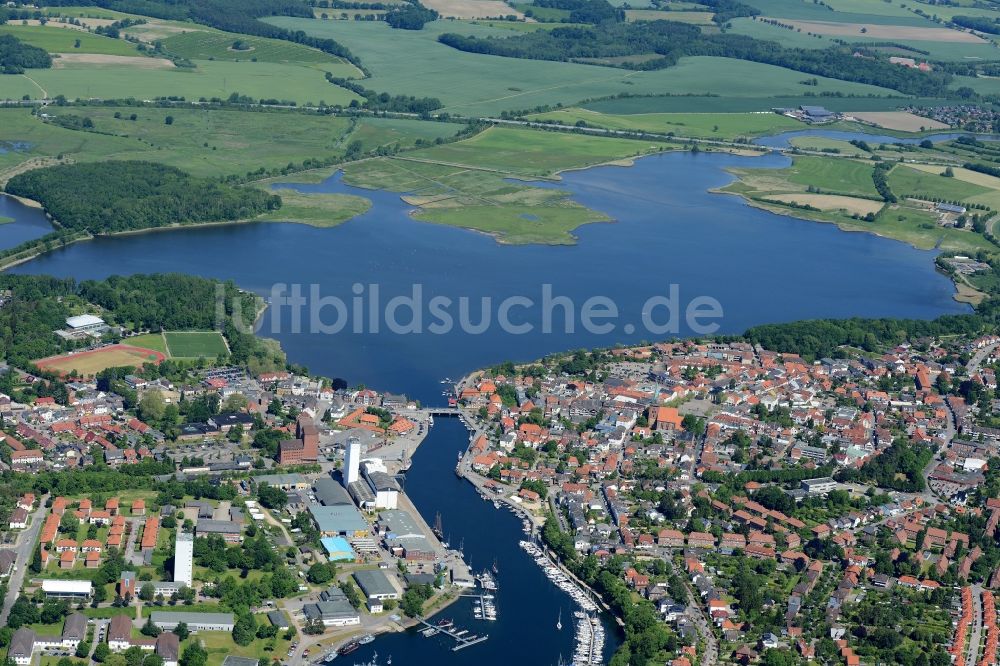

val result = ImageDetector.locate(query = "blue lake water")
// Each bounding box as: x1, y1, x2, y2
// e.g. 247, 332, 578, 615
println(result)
4, 144, 975, 664
10, 149, 969, 405
0, 194, 55, 250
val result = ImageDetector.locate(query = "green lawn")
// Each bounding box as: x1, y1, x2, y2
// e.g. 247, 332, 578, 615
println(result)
159, 29, 357, 68
196, 629, 292, 666
163, 331, 229, 358
0, 23, 140, 55
263, 18, 898, 116
530, 109, 806, 139
2, 59, 360, 106
127, 333, 169, 354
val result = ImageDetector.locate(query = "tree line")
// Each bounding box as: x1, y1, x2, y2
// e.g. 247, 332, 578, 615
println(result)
743, 314, 985, 362
325, 73, 443, 113
0, 34, 51, 74
5, 161, 281, 234
531, 0, 624, 25
437, 21, 954, 96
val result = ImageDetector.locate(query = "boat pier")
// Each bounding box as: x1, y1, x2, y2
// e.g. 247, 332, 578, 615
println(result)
415, 617, 489, 651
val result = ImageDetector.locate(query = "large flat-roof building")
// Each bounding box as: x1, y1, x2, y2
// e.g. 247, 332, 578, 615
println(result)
174, 531, 194, 587
353, 569, 401, 601
41, 579, 92, 599
57, 314, 110, 341
801, 477, 838, 496
308, 504, 369, 538
150, 611, 235, 632
313, 476, 353, 507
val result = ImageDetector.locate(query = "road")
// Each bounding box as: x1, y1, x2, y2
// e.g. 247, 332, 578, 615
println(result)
0, 494, 48, 625
681, 579, 718, 666
924, 341, 997, 501
968, 585, 985, 666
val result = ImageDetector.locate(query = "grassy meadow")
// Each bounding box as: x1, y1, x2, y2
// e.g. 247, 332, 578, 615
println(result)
0, 23, 142, 55
159, 29, 358, 68
529, 108, 806, 139
0, 106, 459, 181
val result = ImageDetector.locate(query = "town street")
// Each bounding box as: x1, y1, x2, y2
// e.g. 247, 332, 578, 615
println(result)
0, 494, 48, 625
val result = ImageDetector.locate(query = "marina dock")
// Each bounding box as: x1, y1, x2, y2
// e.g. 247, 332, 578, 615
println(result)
415, 617, 489, 651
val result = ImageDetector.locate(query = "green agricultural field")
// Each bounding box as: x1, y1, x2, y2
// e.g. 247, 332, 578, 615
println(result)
783, 156, 879, 197
3, 58, 360, 105
726, 17, 834, 50
0, 24, 141, 55
747, 0, 932, 24
164, 331, 229, 358
257, 189, 371, 227
581, 95, 954, 114
263, 18, 899, 115
530, 109, 806, 139
159, 29, 357, 68
405, 126, 661, 177
127, 332, 169, 354
887, 165, 991, 202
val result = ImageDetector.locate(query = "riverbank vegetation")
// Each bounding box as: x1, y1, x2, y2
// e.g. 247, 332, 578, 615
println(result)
334, 125, 676, 243
720, 154, 999, 256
